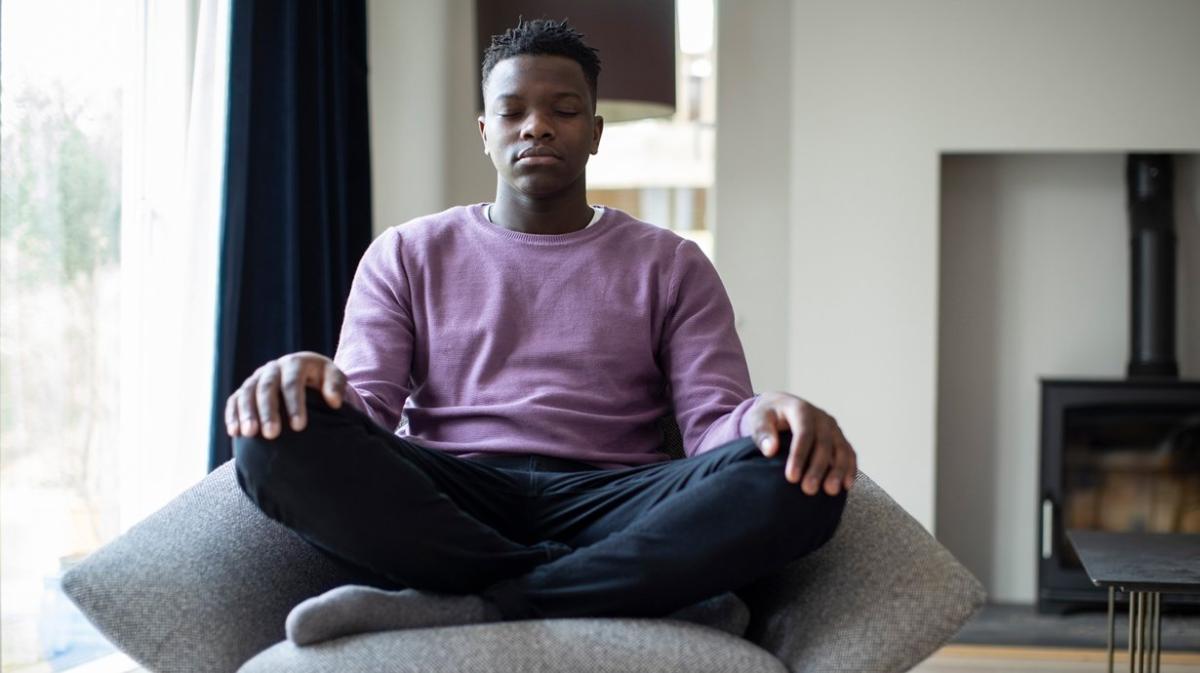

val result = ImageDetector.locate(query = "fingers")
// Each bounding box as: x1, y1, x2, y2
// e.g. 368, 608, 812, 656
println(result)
322, 361, 346, 409
256, 362, 283, 439
798, 414, 834, 496
280, 357, 304, 431
751, 392, 854, 496
824, 424, 852, 496
292, 355, 342, 432
225, 392, 240, 437
749, 407, 782, 457
236, 376, 260, 437
225, 352, 345, 440
782, 404, 815, 488
288, 357, 322, 433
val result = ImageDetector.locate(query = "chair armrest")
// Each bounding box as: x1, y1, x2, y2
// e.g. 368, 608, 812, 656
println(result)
737, 472, 985, 673
62, 461, 358, 673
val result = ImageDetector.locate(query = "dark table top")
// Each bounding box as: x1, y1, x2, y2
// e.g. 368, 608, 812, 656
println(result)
1067, 531, 1200, 593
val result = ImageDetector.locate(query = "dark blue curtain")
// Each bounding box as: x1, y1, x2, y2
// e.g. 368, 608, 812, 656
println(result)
209, 0, 373, 470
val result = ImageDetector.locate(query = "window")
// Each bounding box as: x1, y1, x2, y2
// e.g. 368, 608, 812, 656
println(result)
586, 0, 717, 259
1, 1, 228, 670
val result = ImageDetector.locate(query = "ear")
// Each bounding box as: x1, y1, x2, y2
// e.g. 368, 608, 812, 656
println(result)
590, 115, 604, 155
477, 115, 489, 155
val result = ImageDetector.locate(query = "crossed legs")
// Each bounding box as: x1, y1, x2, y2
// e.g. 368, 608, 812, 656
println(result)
234, 389, 847, 626
480, 436, 847, 619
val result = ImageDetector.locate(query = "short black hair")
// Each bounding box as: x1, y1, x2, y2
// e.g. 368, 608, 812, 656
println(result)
481, 18, 602, 108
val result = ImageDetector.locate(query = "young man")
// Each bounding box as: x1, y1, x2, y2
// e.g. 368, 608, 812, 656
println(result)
226, 19, 856, 645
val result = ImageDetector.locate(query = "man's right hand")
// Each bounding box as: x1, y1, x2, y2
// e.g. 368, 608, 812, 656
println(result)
225, 351, 347, 440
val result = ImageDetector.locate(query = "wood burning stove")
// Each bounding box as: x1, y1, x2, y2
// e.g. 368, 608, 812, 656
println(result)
1036, 155, 1200, 613
1037, 379, 1200, 612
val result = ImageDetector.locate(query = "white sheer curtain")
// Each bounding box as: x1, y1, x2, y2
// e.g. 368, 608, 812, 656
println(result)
118, 0, 230, 529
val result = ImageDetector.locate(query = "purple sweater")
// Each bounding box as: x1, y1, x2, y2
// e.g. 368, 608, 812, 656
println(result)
334, 204, 759, 468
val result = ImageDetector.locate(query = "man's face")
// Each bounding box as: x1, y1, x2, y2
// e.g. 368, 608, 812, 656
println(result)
478, 55, 603, 198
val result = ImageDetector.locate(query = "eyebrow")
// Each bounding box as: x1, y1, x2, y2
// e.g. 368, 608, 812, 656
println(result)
494, 92, 585, 102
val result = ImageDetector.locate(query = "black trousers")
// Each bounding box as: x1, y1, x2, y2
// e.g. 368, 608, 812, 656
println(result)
234, 389, 847, 620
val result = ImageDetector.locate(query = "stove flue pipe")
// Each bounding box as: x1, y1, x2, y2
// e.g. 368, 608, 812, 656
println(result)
1126, 154, 1178, 378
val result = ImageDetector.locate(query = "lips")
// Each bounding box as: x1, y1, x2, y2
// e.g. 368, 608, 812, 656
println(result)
516, 146, 562, 161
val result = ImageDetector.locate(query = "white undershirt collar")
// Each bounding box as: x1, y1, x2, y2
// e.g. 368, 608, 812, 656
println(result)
486, 204, 603, 228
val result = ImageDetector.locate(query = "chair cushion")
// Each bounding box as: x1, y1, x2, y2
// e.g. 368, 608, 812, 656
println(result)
238, 619, 786, 673
63, 457, 982, 673
738, 472, 987, 673
61, 461, 362, 673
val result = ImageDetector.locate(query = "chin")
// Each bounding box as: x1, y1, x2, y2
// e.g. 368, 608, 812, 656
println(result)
513, 177, 572, 198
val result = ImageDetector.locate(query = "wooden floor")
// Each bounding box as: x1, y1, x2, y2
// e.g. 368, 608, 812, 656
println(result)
914, 644, 1200, 672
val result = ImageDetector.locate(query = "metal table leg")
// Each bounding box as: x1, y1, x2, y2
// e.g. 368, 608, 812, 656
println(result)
1128, 590, 1136, 673
1108, 586, 1115, 673
1122, 589, 1166, 673
1142, 592, 1150, 673
1151, 592, 1161, 673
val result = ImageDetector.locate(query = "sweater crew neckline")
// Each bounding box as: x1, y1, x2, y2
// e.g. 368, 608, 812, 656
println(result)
468, 203, 614, 245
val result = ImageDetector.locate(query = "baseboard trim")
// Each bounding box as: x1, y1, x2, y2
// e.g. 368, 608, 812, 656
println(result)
937, 644, 1200, 664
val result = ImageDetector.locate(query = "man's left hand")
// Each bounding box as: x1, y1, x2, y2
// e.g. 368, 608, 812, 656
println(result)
744, 392, 857, 496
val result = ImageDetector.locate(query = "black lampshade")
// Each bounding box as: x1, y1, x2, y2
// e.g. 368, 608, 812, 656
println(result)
475, 0, 676, 122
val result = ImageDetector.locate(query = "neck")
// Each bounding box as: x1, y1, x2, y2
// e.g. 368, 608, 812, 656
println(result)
491, 181, 593, 235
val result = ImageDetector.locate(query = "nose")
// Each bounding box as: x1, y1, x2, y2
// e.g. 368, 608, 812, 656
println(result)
520, 110, 554, 140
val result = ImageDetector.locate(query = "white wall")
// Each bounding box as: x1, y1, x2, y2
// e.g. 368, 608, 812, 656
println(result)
368, 0, 491, 235
714, 0, 792, 393
367, 0, 449, 233
790, 0, 1200, 529
442, 0, 496, 208
936, 154, 1200, 602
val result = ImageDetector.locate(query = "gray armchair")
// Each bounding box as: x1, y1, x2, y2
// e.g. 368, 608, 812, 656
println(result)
63, 448, 983, 673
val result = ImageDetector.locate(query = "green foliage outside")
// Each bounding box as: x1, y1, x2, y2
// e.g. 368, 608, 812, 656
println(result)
1, 82, 121, 285
0, 79, 122, 480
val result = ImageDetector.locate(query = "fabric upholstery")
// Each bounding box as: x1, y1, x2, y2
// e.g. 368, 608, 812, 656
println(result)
280, 583, 749, 647
63, 456, 984, 673
61, 462, 361, 673
61, 460, 752, 672
738, 472, 987, 673
237, 619, 786, 673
